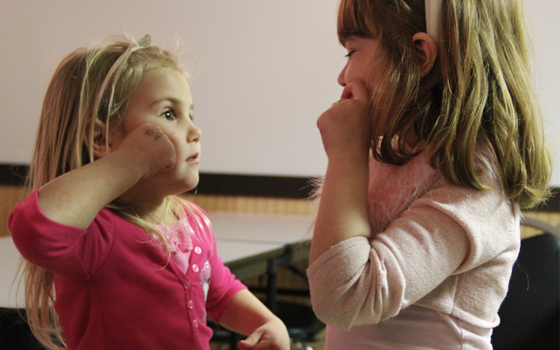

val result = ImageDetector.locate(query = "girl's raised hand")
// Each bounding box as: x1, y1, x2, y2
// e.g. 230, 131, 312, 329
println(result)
35, 123, 176, 230
116, 123, 177, 178
316, 80, 372, 159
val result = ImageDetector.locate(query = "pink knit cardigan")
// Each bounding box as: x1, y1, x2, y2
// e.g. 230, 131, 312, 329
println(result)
308, 152, 520, 330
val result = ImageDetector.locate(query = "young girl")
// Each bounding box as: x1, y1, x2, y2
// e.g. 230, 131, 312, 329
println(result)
8, 35, 289, 350
308, 0, 552, 349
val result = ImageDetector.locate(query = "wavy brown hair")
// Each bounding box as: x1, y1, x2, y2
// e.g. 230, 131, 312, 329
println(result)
18, 35, 207, 349
338, 0, 552, 209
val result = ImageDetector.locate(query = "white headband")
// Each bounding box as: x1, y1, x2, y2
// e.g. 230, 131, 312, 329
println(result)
425, 0, 442, 41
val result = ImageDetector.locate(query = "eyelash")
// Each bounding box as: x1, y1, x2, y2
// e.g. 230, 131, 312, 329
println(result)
161, 108, 195, 122
345, 50, 356, 58
162, 109, 176, 121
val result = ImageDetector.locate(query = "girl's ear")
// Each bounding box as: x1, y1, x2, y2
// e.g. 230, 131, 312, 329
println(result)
412, 32, 438, 78
84, 119, 112, 159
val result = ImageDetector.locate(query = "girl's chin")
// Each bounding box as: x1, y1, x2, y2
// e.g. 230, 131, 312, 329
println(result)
180, 175, 200, 193
182, 183, 199, 194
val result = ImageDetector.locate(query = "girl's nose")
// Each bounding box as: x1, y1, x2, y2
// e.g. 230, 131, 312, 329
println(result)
337, 65, 347, 87
187, 125, 202, 143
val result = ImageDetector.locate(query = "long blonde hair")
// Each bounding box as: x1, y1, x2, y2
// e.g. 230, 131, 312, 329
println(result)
337, 0, 552, 208
20, 34, 206, 349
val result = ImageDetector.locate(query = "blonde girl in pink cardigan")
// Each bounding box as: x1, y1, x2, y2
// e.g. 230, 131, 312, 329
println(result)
308, 0, 552, 349
9, 35, 289, 350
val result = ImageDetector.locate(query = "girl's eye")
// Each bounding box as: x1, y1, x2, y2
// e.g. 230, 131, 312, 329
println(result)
162, 109, 176, 121
345, 50, 356, 58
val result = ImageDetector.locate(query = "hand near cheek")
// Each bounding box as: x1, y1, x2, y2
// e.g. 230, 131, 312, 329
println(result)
117, 123, 176, 178
316, 80, 372, 158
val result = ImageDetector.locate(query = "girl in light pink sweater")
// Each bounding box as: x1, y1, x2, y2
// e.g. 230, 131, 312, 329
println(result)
308, 0, 552, 349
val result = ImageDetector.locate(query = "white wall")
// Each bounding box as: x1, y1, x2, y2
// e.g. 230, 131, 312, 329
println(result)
526, 0, 560, 187
1, 0, 558, 185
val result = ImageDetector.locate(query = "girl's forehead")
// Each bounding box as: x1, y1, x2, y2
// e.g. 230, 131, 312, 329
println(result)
344, 36, 358, 45
344, 36, 376, 47
141, 67, 188, 85
135, 68, 192, 103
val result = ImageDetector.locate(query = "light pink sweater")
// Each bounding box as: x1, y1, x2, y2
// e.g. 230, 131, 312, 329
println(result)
308, 152, 520, 331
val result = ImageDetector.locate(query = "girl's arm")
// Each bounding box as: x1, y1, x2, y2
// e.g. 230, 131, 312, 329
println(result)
38, 124, 175, 229
218, 289, 289, 350
309, 81, 372, 265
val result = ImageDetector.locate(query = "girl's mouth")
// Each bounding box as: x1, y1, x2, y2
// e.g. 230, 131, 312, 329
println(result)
186, 153, 200, 163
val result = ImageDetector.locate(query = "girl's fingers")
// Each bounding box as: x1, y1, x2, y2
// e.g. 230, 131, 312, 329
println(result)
341, 84, 353, 100
124, 123, 177, 176
341, 80, 369, 102
318, 79, 373, 157
237, 329, 263, 350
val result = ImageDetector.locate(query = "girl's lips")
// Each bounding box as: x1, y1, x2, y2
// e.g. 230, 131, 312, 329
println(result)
186, 153, 200, 163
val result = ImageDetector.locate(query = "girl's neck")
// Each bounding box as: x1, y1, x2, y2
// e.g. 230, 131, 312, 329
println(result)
402, 129, 421, 151
120, 193, 178, 226
385, 131, 422, 154
143, 203, 178, 226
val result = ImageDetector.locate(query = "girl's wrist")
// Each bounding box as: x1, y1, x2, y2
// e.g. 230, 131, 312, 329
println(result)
326, 146, 369, 165
109, 148, 151, 180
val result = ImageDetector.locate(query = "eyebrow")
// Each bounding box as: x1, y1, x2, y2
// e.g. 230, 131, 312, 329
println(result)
150, 97, 193, 111
151, 97, 181, 106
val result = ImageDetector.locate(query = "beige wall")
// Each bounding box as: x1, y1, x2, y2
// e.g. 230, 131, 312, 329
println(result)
0, 1, 559, 185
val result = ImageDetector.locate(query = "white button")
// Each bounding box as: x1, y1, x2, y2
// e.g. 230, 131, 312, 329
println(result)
192, 264, 199, 273
194, 247, 202, 254
187, 300, 194, 309
184, 280, 190, 289
193, 319, 198, 328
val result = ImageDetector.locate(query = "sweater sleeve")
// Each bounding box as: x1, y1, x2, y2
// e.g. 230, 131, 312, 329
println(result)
307, 180, 517, 330
8, 190, 115, 281
205, 234, 247, 322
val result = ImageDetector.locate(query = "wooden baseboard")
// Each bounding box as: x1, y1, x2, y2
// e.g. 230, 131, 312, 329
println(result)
0, 185, 314, 237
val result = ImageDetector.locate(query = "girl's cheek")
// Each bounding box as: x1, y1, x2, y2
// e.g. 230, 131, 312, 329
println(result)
166, 129, 183, 150
153, 121, 175, 138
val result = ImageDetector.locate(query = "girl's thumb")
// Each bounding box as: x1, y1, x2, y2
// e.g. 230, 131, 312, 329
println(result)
237, 329, 264, 350
342, 80, 368, 101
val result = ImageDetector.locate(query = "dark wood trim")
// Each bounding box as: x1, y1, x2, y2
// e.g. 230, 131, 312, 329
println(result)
0, 164, 28, 187
0, 164, 316, 199
191, 173, 315, 199
1, 163, 558, 210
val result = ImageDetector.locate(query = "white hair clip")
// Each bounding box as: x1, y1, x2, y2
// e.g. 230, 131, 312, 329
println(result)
129, 45, 143, 54
425, 0, 442, 42
93, 43, 144, 121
